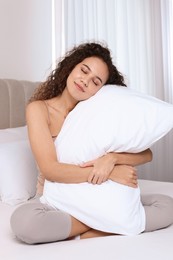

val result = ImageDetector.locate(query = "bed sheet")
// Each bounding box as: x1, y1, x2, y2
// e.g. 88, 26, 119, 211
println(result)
0, 179, 173, 260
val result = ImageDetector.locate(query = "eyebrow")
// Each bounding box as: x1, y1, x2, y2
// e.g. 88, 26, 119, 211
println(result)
82, 64, 103, 84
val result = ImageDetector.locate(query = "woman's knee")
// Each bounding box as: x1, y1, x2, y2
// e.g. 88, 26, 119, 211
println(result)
143, 194, 173, 232
10, 203, 41, 244
160, 194, 173, 216
10, 202, 72, 244
152, 194, 173, 211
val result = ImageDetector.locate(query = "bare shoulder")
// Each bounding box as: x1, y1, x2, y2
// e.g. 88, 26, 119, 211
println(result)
26, 100, 46, 115
26, 100, 45, 112
26, 101, 48, 123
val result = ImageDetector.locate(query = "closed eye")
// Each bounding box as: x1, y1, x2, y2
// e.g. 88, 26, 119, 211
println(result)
93, 79, 100, 86
81, 68, 88, 74
93, 81, 98, 86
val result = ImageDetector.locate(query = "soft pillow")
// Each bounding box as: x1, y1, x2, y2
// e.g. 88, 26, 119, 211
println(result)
42, 85, 173, 235
0, 126, 28, 143
0, 127, 38, 205
56, 84, 173, 164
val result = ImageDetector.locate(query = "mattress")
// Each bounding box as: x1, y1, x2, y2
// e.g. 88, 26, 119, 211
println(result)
1, 179, 173, 260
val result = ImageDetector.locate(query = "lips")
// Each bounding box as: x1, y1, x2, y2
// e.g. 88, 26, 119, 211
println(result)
75, 82, 85, 92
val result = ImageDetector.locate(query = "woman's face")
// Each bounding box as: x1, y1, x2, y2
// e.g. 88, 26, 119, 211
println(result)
66, 56, 109, 101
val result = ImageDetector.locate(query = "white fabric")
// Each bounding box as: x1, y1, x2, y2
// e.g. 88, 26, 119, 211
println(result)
42, 85, 173, 234
0, 126, 28, 143
161, 0, 173, 104
42, 181, 145, 235
54, 0, 167, 96
0, 127, 38, 205
55, 85, 173, 162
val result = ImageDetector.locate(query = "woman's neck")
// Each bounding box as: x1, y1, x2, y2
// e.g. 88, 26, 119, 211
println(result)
49, 88, 78, 118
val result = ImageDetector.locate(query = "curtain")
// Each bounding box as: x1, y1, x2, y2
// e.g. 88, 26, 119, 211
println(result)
54, 0, 166, 94
53, 0, 173, 182
161, 0, 173, 104
138, 0, 173, 182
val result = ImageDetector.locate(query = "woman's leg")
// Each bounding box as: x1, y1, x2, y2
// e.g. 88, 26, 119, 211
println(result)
10, 201, 90, 244
141, 194, 173, 232
80, 229, 114, 239
11, 194, 173, 244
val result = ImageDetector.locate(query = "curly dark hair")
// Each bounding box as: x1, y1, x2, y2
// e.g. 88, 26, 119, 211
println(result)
30, 42, 126, 102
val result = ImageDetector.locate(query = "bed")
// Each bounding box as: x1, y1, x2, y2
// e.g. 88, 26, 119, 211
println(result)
0, 79, 173, 260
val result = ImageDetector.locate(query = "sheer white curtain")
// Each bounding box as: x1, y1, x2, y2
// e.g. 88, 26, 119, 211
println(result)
54, 0, 166, 94
161, 0, 173, 104
53, 0, 173, 182
52, 0, 64, 69
138, 0, 173, 182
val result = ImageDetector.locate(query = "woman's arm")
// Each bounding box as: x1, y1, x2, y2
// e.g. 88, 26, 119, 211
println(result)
109, 165, 138, 188
110, 149, 153, 166
81, 149, 152, 185
26, 102, 92, 184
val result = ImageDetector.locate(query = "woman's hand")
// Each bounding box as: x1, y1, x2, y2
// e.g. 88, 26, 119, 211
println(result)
109, 165, 138, 188
81, 153, 115, 184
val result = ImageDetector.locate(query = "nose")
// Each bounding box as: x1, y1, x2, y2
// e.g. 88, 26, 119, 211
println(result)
81, 78, 89, 88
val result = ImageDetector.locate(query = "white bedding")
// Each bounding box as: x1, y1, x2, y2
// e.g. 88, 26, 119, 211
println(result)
41, 85, 173, 236
1, 179, 173, 260
42, 181, 146, 235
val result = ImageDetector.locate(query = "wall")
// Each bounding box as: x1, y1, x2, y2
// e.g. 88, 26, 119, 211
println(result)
0, 0, 52, 81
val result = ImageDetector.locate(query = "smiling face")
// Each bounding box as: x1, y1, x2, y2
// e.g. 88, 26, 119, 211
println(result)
66, 57, 109, 101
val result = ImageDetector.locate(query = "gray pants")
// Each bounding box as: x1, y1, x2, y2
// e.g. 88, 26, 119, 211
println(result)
10, 194, 173, 244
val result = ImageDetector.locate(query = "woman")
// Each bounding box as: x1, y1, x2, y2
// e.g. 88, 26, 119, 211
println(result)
10, 42, 173, 244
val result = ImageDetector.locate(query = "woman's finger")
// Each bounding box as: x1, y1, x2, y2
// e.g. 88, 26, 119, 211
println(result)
80, 160, 94, 167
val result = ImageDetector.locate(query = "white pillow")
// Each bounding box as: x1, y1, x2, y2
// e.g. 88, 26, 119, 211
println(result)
56, 84, 173, 164
0, 126, 28, 143
41, 85, 173, 235
0, 127, 38, 205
